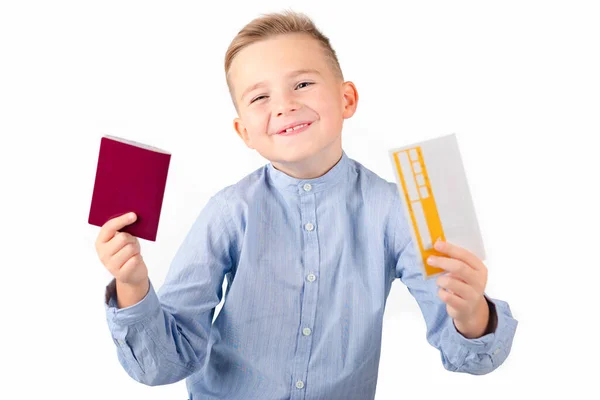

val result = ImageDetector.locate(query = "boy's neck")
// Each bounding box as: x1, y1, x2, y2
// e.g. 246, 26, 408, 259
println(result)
270, 142, 343, 180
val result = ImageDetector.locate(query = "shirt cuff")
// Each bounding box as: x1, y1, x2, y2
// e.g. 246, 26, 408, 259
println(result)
104, 278, 160, 326
448, 294, 517, 357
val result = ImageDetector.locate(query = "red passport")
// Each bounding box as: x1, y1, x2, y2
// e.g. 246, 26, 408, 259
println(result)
88, 135, 171, 241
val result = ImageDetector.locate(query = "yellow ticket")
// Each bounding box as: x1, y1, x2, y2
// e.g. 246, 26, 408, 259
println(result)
389, 133, 486, 279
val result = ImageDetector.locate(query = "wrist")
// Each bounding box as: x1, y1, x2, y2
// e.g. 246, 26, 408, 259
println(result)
454, 296, 490, 339
115, 278, 150, 309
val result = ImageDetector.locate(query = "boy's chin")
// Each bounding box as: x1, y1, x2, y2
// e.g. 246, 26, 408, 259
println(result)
263, 139, 341, 165
263, 147, 319, 165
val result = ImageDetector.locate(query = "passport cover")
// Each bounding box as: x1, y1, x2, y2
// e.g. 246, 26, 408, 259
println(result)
88, 135, 171, 241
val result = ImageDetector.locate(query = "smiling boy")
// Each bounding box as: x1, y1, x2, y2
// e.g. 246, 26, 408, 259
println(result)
98, 10, 517, 400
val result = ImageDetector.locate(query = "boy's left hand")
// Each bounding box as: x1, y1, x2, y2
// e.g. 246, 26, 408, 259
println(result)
427, 240, 491, 339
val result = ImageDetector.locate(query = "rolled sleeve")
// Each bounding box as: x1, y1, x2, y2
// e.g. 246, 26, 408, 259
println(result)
104, 278, 162, 382
447, 296, 518, 374
104, 278, 160, 326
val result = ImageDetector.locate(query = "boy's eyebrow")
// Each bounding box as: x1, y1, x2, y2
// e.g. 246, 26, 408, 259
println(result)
240, 68, 322, 101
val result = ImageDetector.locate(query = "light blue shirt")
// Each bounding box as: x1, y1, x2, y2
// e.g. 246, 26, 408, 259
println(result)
104, 150, 518, 400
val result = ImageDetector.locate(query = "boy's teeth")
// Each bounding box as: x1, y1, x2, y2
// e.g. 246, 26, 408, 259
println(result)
285, 123, 307, 133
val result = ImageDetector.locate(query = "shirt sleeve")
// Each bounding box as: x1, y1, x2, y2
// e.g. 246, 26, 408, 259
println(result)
391, 196, 518, 375
104, 194, 236, 385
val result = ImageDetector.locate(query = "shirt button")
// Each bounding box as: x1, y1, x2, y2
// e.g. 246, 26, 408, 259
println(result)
307, 273, 316, 282
303, 183, 312, 191
305, 222, 314, 231
296, 380, 304, 389
303, 327, 312, 336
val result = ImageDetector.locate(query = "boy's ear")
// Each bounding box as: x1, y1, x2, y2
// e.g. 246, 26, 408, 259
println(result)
341, 81, 359, 119
234, 117, 254, 149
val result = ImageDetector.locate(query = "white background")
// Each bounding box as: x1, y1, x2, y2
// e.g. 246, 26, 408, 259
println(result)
1, 1, 598, 399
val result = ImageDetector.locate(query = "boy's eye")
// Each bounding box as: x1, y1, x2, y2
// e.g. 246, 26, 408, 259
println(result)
250, 95, 267, 104
250, 82, 313, 104
296, 82, 313, 90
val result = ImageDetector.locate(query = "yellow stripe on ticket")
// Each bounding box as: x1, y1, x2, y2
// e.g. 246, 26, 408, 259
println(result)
393, 147, 446, 277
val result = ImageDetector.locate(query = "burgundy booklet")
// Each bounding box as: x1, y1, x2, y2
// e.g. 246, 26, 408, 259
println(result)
88, 135, 171, 241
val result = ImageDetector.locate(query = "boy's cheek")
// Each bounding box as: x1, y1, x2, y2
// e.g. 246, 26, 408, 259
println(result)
317, 93, 344, 114
240, 116, 266, 137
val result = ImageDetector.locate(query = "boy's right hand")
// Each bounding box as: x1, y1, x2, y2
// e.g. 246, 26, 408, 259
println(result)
95, 212, 148, 287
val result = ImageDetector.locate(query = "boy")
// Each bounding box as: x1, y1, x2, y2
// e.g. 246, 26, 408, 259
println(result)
96, 10, 517, 400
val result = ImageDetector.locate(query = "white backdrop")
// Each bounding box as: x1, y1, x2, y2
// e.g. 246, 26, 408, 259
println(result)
1, 1, 598, 399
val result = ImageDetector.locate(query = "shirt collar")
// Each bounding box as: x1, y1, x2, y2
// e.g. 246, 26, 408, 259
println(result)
266, 150, 350, 195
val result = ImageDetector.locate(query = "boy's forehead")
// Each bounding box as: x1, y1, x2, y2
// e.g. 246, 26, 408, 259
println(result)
230, 34, 330, 97
233, 34, 324, 69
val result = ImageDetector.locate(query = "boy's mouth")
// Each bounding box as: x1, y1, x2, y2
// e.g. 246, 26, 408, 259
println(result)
275, 121, 313, 136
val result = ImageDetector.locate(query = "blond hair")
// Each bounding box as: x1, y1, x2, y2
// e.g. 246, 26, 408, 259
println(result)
224, 10, 344, 107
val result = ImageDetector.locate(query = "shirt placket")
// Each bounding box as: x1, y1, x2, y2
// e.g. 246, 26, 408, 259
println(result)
290, 183, 320, 399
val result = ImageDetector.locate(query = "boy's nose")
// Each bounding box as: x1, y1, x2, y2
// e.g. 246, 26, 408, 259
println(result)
274, 96, 300, 116
276, 106, 298, 117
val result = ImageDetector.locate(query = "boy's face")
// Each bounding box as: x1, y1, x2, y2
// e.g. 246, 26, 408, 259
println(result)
229, 33, 358, 178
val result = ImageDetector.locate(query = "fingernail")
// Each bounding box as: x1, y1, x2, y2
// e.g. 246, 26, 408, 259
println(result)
427, 256, 435, 265
434, 240, 443, 250
129, 213, 136, 221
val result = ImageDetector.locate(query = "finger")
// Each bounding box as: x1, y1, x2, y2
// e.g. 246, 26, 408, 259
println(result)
120, 253, 144, 279
427, 255, 477, 286
434, 240, 484, 271
97, 212, 137, 244
436, 274, 478, 301
438, 287, 467, 310
109, 239, 141, 271
105, 232, 137, 258
445, 272, 467, 284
